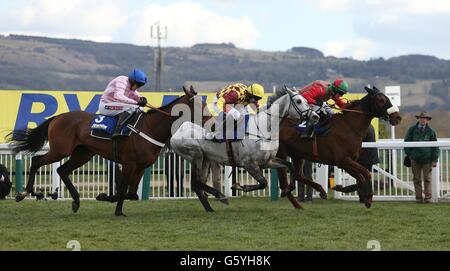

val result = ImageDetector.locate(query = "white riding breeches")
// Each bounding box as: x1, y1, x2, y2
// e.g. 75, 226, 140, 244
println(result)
311, 103, 333, 116
98, 102, 140, 116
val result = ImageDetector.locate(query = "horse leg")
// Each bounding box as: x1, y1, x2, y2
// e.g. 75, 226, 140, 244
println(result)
16, 152, 65, 202
340, 157, 373, 208
293, 158, 327, 199
56, 147, 94, 213
276, 150, 302, 209
127, 167, 145, 200
268, 158, 300, 198
277, 167, 302, 209
191, 155, 214, 212
114, 164, 135, 216
197, 160, 229, 205
238, 165, 267, 192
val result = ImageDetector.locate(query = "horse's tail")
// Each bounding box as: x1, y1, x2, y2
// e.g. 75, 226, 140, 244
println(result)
6, 117, 56, 154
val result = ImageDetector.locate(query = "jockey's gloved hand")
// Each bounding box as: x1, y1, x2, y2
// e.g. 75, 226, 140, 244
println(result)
314, 99, 323, 106
137, 97, 148, 107
228, 107, 241, 120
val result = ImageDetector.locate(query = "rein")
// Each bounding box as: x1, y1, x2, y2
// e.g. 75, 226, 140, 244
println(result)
331, 103, 370, 138
327, 103, 367, 115
145, 103, 173, 117
249, 93, 306, 140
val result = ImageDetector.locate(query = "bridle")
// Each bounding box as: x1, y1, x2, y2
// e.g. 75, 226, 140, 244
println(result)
248, 92, 310, 140
144, 94, 196, 117
145, 103, 172, 116
327, 93, 395, 121
265, 92, 312, 120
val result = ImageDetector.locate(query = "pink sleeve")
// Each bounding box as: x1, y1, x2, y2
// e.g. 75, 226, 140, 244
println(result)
113, 80, 138, 104
128, 90, 141, 102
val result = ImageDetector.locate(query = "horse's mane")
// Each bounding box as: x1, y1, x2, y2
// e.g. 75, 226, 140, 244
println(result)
266, 87, 287, 109
331, 94, 369, 120
344, 99, 361, 110
145, 95, 185, 115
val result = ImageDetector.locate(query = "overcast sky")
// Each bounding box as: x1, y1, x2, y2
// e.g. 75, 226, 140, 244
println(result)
1, 0, 449, 60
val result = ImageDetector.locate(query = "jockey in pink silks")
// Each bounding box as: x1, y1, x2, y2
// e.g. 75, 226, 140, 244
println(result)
98, 69, 148, 138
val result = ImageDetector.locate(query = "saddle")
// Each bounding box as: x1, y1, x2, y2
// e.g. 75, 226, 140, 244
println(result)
208, 115, 250, 167
90, 112, 143, 140
210, 115, 250, 144
296, 113, 332, 138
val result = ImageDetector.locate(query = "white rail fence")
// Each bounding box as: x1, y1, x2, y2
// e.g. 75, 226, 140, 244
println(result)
1, 140, 450, 202
333, 140, 450, 202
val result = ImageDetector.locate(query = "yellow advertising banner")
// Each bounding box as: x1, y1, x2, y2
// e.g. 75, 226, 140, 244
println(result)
0, 90, 377, 143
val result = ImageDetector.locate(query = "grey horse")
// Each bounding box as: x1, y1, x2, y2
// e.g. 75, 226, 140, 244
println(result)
169, 87, 319, 211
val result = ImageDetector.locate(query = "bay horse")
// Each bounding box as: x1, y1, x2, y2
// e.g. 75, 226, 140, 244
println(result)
276, 86, 402, 208
7, 86, 200, 216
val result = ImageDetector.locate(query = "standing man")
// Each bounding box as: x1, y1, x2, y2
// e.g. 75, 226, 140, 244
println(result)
404, 111, 439, 204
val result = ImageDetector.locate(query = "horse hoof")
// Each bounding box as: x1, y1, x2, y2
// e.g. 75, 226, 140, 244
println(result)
72, 200, 80, 213
219, 197, 229, 205
280, 189, 290, 197
281, 183, 295, 197
281, 187, 294, 197
15, 192, 27, 202
96, 193, 109, 201
320, 192, 328, 200
231, 183, 243, 191
331, 185, 343, 191
365, 194, 373, 208
115, 212, 127, 217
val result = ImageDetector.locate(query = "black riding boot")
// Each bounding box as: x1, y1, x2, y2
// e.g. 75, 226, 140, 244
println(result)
301, 123, 314, 139
112, 112, 131, 138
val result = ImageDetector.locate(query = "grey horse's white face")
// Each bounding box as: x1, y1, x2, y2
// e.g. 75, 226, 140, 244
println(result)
284, 88, 310, 120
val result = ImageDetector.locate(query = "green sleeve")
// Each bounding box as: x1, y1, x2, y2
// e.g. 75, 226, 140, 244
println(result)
431, 130, 440, 161
404, 126, 413, 156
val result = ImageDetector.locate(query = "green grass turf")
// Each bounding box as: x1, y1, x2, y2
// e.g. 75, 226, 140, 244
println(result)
1, 197, 450, 251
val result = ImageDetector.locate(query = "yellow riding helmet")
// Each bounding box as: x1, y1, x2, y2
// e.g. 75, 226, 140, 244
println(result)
247, 83, 265, 99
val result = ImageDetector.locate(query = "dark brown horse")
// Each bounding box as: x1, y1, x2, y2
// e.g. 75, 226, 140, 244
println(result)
7, 87, 208, 216
276, 86, 402, 208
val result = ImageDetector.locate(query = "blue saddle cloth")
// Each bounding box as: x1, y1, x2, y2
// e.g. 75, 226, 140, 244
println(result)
296, 114, 332, 137
91, 115, 117, 135
213, 114, 250, 143
90, 114, 140, 140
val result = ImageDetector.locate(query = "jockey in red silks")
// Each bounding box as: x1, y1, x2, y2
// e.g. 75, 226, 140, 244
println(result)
298, 78, 350, 138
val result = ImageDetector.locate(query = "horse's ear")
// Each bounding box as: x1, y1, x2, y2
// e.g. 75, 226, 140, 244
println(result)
364, 84, 378, 95
183, 85, 189, 95
285, 86, 296, 96
190, 85, 198, 96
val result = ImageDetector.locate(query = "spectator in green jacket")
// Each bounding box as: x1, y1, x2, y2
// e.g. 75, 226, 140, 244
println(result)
404, 111, 439, 204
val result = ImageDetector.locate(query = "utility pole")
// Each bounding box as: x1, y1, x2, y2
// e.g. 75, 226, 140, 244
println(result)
151, 21, 167, 92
